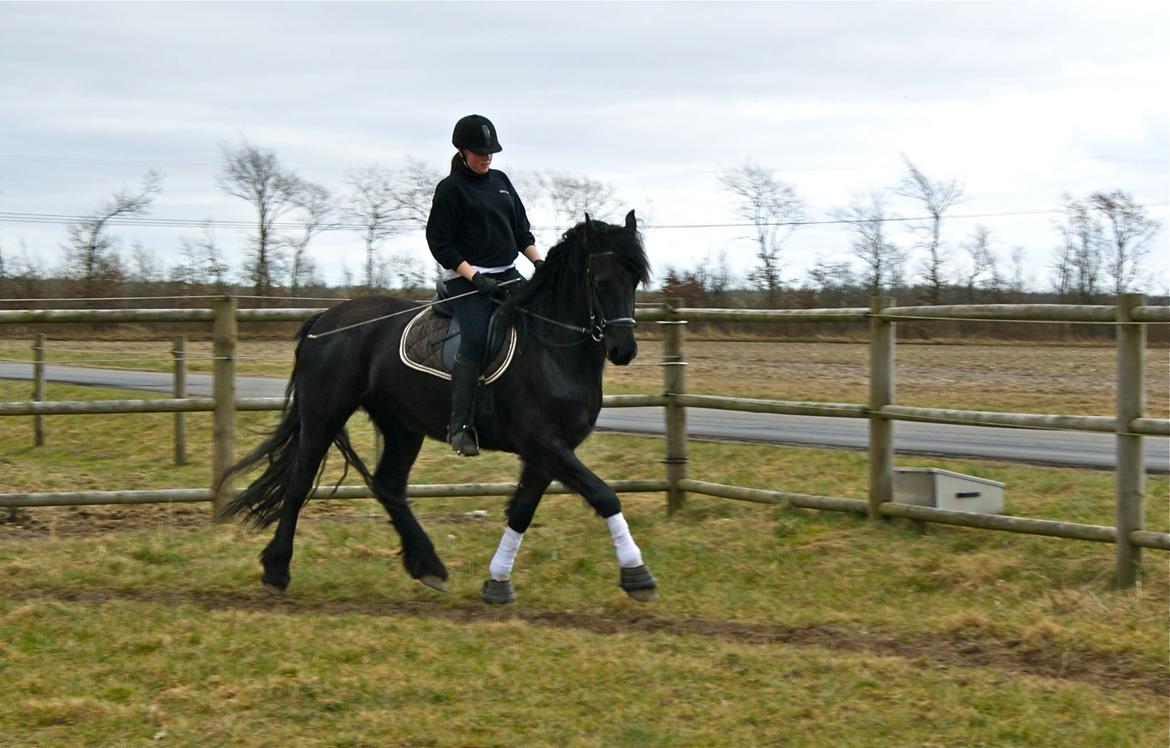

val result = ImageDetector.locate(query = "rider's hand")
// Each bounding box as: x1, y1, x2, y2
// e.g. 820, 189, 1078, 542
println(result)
532, 259, 545, 272
471, 272, 502, 298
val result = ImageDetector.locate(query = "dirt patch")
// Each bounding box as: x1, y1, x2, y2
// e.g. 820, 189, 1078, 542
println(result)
0, 504, 213, 537
0, 500, 400, 539
6, 585, 1165, 698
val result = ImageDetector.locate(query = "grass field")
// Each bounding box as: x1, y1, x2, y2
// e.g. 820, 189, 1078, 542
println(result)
1, 338, 1168, 746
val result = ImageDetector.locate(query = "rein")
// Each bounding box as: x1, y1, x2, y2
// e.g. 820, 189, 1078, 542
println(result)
306, 250, 636, 344
305, 280, 524, 339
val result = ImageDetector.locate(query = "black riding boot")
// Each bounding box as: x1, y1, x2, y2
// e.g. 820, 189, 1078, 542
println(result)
448, 356, 481, 457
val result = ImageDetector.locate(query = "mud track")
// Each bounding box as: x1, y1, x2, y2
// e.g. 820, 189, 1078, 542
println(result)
5, 584, 1165, 699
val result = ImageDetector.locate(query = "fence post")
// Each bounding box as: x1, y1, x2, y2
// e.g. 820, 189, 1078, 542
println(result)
1115, 293, 1146, 588
661, 312, 688, 514
173, 335, 187, 466
32, 333, 45, 447
868, 296, 895, 520
211, 296, 238, 518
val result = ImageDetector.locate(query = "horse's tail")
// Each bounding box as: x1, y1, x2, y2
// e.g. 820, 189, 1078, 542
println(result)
214, 314, 323, 527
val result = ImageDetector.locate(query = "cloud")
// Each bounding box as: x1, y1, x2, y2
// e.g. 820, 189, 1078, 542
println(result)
0, 1, 1165, 290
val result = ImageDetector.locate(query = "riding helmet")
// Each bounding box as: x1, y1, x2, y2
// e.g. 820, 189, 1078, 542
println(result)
452, 114, 502, 155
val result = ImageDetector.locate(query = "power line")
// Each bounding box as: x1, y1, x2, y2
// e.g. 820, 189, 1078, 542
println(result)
1, 203, 1166, 233
0, 211, 414, 231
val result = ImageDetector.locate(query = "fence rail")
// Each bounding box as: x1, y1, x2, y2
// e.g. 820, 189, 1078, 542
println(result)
3, 295, 1168, 587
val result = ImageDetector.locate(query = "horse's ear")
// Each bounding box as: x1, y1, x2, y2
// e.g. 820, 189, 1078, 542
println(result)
584, 213, 598, 243
625, 210, 637, 232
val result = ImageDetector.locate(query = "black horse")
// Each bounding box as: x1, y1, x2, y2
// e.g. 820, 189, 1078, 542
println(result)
217, 211, 657, 604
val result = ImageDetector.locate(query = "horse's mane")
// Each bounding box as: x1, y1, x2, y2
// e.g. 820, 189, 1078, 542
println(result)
508, 217, 650, 312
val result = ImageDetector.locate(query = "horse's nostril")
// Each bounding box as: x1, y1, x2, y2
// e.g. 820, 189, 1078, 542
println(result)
608, 342, 637, 366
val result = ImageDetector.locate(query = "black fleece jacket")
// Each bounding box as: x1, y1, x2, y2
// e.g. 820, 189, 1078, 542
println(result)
426, 161, 536, 271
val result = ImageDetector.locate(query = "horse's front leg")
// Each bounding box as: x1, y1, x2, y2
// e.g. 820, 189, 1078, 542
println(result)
482, 462, 551, 604
537, 443, 657, 602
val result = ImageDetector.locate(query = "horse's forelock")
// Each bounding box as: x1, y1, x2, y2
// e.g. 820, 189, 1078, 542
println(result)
601, 220, 651, 285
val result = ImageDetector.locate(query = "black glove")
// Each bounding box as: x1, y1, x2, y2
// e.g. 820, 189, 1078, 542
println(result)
471, 272, 502, 298
533, 259, 545, 272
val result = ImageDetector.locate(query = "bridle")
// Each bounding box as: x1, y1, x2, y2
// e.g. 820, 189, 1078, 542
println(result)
515, 250, 637, 344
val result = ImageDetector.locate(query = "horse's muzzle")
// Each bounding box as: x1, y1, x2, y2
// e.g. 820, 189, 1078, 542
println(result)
606, 335, 638, 366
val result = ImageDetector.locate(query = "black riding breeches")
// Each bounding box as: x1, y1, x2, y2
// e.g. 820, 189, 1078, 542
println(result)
445, 267, 522, 365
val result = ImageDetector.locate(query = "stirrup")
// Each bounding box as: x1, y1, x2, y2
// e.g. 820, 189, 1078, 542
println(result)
449, 426, 480, 457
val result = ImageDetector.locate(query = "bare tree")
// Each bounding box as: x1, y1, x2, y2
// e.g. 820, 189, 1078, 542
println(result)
1007, 245, 1029, 297
394, 158, 442, 228
62, 171, 162, 296
3, 242, 44, 299
389, 253, 432, 291
0, 191, 7, 298
1050, 234, 1075, 299
218, 140, 302, 296
833, 191, 903, 297
894, 155, 964, 305
696, 250, 736, 306
537, 172, 617, 230
203, 234, 230, 291
1089, 190, 1159, 296
395, 159, 446, 286
719, 161, 804, 306
128, 242, 165, 285
1051, 194, 1103, 302
344, 166, 402, 293
961, 225, 1003, 301
171, 238, 202, 288
286, 181, 333, 291
806, 260, 857, 306
0, 237, 7, 299
173, 221, 229, 290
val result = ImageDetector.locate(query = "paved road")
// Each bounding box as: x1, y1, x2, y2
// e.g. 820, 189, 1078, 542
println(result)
2, 362, 1167, 473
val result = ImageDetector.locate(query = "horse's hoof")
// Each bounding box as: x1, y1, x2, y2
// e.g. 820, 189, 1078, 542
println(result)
626, 587, 658, 603
619, 565, 657, 603
419, 575, 448, 593
261, 580, 287, 597
482, 579, 516, 605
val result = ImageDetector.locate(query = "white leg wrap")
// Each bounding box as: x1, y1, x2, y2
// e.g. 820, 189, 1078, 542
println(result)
488, 526, 524, 581
606, 512, 644, 568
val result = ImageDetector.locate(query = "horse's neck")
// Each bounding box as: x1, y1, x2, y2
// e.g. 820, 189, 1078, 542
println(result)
518, 265, 607, 383
529, 277, 588, 328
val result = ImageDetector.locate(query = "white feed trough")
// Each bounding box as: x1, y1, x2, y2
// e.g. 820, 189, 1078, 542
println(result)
893, 467, 1005, 514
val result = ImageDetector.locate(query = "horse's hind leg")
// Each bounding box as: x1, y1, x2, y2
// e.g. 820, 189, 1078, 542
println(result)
368, 415, 448, 591
259, 413, 344, 595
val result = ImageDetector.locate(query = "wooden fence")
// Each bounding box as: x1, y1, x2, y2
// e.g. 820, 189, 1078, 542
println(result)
1, 295, 1167, 587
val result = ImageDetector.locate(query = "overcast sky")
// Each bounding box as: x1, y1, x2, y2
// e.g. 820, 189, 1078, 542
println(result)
1, 1, 1166, 294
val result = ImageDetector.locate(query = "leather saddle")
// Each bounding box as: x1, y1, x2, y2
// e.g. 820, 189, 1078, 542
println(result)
399, 283, 518, 382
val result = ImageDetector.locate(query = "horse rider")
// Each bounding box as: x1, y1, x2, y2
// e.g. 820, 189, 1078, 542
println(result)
426, 114, 545, 456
